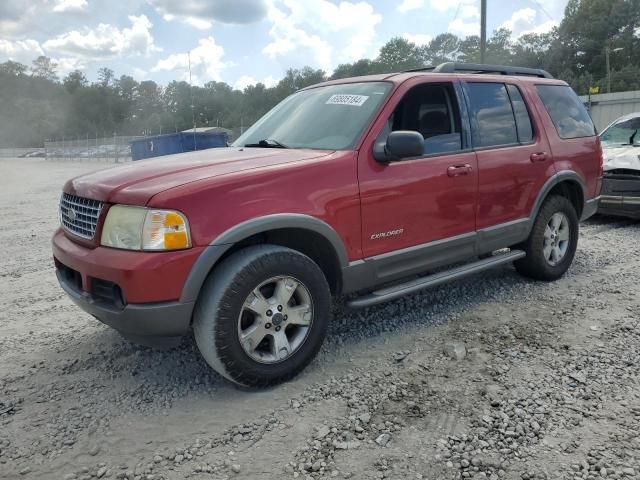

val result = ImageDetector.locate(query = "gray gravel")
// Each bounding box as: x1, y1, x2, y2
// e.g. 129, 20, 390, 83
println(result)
1, 158, 639, 480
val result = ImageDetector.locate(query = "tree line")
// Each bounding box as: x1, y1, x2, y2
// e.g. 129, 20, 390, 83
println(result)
1, 0, 639, 147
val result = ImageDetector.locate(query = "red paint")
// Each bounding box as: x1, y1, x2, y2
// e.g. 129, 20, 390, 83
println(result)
54, 72, 601, 305
52, 229, 204, 303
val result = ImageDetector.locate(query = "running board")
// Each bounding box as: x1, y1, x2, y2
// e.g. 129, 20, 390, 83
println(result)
346, 250, 526, 309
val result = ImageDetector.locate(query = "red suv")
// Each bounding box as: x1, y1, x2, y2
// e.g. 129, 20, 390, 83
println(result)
53, 63, 602, 387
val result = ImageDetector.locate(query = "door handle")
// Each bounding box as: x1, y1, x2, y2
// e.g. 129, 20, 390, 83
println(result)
530, 152, 547, 162
447, 164, 472, 177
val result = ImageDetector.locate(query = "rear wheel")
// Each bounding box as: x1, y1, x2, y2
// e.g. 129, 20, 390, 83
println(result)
515, 195, 579, 281
193, 245, 331, 388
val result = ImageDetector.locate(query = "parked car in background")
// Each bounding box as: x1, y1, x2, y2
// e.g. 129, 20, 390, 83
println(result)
599, 112, 640, 219
53, 63, 602, 388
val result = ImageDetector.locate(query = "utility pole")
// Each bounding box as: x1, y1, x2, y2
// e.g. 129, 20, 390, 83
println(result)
605, 46, 611, 94
480, 0, 487, 63
606, 46, 624, 94
188, 51, 197, 150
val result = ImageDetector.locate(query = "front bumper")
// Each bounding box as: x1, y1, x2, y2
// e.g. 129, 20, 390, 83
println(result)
57, 269, 194, 336
52, 228, 203, 337
598, 174, 640, 219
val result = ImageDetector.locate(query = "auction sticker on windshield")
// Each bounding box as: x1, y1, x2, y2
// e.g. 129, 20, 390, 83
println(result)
326, 94, 369, 106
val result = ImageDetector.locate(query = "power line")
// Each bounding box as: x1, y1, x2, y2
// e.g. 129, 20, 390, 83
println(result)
529, 0, 555, 22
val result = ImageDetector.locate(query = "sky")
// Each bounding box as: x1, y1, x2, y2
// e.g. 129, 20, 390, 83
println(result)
0, 0, 568, 89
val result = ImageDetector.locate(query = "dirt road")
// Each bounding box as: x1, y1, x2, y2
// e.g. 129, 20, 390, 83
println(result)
1, 158, 639, 480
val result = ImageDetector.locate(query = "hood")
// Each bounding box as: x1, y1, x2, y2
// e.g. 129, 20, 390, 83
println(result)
65, 147, 334, 205
602, 144, 640, 172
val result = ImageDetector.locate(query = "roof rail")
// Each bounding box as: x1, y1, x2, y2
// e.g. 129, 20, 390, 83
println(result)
406, 62, 554, 79
434, 62, 553, 79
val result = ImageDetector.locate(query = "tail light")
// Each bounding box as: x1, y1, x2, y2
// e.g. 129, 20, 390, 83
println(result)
596, 136, 604, 177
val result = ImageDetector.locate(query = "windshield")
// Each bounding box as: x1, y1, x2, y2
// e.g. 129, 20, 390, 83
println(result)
233, 82, 392, 150
601, 116, 640, 146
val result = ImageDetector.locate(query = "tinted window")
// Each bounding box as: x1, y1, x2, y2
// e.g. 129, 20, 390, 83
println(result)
536, 85, 596, 139
507, 84, 533, 143
386, 83, 463, 155
467, 83, 518, 148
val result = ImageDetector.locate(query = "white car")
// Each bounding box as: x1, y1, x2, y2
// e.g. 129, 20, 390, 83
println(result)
598, 112, 640, 219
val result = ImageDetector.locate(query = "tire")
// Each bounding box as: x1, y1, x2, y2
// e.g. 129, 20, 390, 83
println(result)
514, 195, 579, 281
193, 245, 331, 388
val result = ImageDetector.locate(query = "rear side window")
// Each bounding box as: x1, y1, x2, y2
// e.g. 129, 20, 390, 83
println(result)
506, 85, 533, 143
536, 85, 596, 139
467, 83, 518, 148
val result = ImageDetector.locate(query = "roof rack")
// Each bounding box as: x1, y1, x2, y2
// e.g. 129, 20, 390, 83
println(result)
406, 62, 554, 79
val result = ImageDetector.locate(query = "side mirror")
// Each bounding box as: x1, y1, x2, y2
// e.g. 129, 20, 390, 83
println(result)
374, 130, 424, 163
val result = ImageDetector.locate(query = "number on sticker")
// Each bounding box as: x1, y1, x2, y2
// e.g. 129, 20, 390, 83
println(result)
326, 94, 369, 106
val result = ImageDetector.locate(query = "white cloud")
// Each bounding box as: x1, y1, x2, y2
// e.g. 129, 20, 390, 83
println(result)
500, 8, 557, 37
54, 57, 87, 75
234, 74, 278, 90
43, 15, 159, 59
148, 0, 268, 29
132, 67, 148, 80
447, 2, 480, 37
234, 75, 258, 90
428, 0, 452, 13
402, 33, 432, 46
448, 18, 479, 37
398, 0, 423, 13
53, 0, 88, 13
263, 0, 381, 71
152, 37, 227, 85
0, 38, 44, 63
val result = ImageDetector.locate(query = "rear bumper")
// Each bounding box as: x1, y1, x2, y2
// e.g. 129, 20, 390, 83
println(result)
581, 196, 600, 221
598, 175, 640, 219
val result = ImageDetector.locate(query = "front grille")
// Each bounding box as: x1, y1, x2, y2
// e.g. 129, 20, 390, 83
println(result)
605, 169, 640, 177
60, 193, 103, 239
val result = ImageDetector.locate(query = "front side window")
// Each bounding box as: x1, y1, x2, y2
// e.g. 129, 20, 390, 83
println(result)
536, 85, 596, 139
467, 82, 519, 148
233, 82, 392, 150
384, 82, 463, 156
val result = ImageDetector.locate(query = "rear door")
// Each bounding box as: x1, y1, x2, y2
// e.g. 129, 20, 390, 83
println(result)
462, 80, 556, 250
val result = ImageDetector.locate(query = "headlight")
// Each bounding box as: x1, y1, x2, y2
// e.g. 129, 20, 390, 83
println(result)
101, 205, 191, 251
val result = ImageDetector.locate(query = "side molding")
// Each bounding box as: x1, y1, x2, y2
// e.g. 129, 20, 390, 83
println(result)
180, 214, 349, 303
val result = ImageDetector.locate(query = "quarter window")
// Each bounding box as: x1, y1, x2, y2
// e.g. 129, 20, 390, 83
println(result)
536, 85, 596, 139
506, 84, 533, 143
467, 83, 519, 148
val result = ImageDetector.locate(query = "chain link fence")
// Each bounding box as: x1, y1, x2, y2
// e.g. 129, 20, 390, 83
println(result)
44, 136, 143, 162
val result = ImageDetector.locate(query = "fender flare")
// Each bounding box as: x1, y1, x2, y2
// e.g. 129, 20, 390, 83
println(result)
180, 214, 348, 303
529, 170, 586, 227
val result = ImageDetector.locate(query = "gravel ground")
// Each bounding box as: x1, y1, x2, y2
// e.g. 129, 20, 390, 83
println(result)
1, 157, 639, 480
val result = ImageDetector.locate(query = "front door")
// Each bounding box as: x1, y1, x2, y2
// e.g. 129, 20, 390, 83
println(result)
358, 79, 478, 280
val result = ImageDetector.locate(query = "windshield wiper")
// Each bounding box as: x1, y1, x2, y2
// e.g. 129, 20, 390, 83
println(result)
244, 139, 289, 148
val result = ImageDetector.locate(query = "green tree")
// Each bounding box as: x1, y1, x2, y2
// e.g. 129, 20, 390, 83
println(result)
376, 37, 425, 72
63, 70, 88, 93
0, 60, 28, 76
30, 56, 58, 81
97, 67, 115, 87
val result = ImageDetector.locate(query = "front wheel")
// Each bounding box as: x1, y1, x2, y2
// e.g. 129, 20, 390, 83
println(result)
514, 195, 579, 281
193, 245, 331, 388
